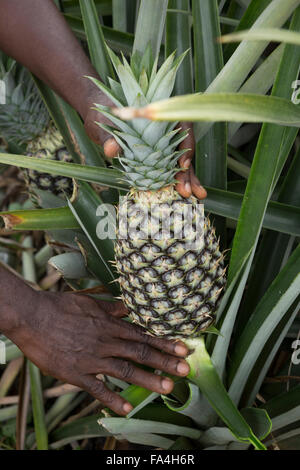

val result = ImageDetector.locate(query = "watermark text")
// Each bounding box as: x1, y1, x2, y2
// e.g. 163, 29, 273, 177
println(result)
291, 339, 300, 365
0, 80, 6, 105
0, 340, 6, 364
291, 80, 300, 105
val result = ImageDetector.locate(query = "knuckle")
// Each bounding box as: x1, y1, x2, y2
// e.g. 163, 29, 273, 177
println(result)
87, 379, 105, 397
120, 361, 135, 380
161, 355, 172, 372
128, 325, 145, 342
86, 380, 114, 407
136, 343, 151, 362
98, 388, 115, 406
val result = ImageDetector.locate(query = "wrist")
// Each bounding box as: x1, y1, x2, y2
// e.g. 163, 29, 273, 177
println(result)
0, 266, 39, 337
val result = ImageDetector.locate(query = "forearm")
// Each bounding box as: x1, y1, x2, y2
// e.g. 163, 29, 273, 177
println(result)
0, 0, 99, 119
0, 264, 35, 336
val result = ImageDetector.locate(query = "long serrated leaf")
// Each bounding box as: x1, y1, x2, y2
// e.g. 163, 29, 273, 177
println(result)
221, 27, 300, 46
205, 187, 300, 237
79, 0, 114, 83
22, 237, 48, 451
68, 181, 118, 294
240, 299, 300, 407
33, 78, 105, 167
124, 93, 300, 126
193, 0, 227, 244
112, 0, 127, 31
223, 0, 272, 60
28, 362, 48, 450
0, 153, 129, 191
64, 14, 135, 56
236, 141, 300, 332
227, 8, 300, 284
261, 385, 300, 432
120, 433, 175, 449
0, 207, 79, 231
195, 0, 300, 141
228, 44, 284, 140
99, 417, 202, 440
228, 244, 300, 405
186, 337, 267, 450
211, 250, 254, 376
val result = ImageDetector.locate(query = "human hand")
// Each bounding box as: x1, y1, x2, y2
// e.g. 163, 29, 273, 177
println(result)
7, 291, 190, 415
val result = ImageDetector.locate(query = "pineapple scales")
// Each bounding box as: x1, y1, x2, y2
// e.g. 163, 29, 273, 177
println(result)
92, 48, 226, 338
0, 57, 73, 199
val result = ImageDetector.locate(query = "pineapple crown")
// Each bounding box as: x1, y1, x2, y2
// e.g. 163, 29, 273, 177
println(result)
0, 53, 50, 146
89, 46, 189, 191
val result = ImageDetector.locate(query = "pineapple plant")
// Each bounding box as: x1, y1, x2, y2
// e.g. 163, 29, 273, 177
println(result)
0, 55, 73, 199
90, 49, 226, 338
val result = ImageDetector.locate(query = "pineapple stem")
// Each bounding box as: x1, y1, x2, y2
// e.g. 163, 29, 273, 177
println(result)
185, 337, 267, 451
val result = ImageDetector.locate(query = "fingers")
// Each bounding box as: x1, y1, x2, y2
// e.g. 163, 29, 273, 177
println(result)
84, 106, 122, 155
175, 122, 194, 198
103, 138, 121, 158
175, 168, 192, 198
84, 118, 107, 147
190, 166, 207, 199
175, 165, 207, 200
107, 339, 190, 377
85, 120, 121, 156
100, 358, 176, 395
116, 319, 189, 358
175, 122, 207, 200
177, 121, 195, 168
80, 375, 133, 416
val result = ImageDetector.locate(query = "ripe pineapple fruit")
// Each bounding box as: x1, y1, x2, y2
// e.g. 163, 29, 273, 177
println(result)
91, 48, 226, 338
0, 56, 73, 198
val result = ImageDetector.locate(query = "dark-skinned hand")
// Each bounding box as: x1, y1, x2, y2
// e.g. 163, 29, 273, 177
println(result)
7, 290, 190, 416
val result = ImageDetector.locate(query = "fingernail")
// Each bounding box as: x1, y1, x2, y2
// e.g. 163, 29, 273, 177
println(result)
123, 403, 133, 413
177, 361, 190, 375
104, 138, 120, 158
199, 185, 207, 196
174, 344, 188, 356
161, 378, 173, 392
185, 182, 191, 193
182, 159, 190, 169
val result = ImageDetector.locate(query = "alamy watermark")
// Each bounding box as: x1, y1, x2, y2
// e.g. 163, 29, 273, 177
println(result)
95, 200, 205, 250
291, 80, 300, 105
0, 79, 6, 105
291, 339, 300, 366
0, 339, 6, 364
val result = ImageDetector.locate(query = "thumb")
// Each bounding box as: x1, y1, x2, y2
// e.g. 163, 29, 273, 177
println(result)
104, 137, 121, 159
84, 108, 121, 158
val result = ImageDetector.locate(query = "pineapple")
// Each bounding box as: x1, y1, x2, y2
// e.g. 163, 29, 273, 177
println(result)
91, 48, 226, 338
0, 56, 73, 199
